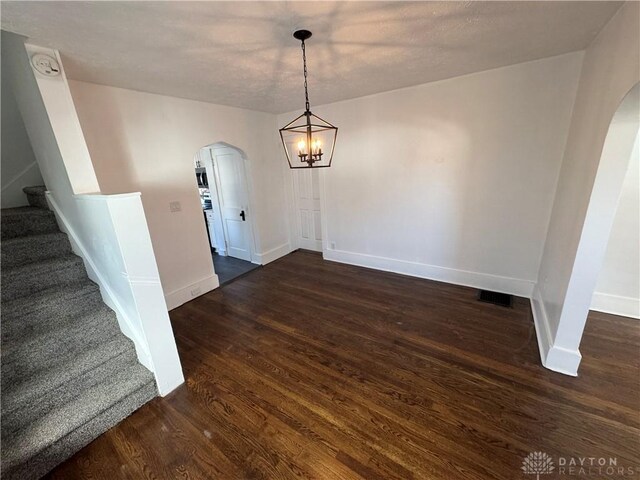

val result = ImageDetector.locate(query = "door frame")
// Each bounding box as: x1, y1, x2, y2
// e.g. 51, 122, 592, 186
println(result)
204, 143, 260, 265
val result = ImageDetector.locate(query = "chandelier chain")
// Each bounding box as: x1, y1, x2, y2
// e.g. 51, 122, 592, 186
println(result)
301, 39, 310, 112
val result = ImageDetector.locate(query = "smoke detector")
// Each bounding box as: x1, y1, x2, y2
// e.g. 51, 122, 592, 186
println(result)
30, 54, 60, 76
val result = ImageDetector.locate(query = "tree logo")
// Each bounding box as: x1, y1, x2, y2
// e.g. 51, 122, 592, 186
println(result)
522, 452, 555, 479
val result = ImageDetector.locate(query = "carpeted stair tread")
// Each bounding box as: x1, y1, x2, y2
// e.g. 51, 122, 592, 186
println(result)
2, 344, 143, 438
1, 362, 156, 480
1, 281, 103, 344
1, 206, 51, 217
1, 231, 72, 268
2, 334, 137, 418
23, 185, 48, 209
2, 304, 121, 381
2, 280, 100, 314
1, 281, 100, 330
1, 253, 86, 301
1, 207, 58, 239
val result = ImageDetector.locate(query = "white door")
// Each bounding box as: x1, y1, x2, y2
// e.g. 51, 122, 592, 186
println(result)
292, 169, 322, 251
211, 147, 253, 261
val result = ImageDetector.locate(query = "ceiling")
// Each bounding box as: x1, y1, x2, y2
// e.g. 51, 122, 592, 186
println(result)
1, 1, 622, 114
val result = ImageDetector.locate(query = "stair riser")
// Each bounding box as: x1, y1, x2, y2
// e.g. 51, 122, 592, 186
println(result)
2, 349, 138, 435
2, 381, 157, 480
2, 310, 122, 382
1, 235, 72, 269
1, 260, 86, 302
25, 192, 49, 209
1, 214, 59, 240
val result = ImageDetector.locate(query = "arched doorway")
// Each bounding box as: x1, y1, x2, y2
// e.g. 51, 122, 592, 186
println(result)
553, 82, 640, 370
194, 142, 260, 285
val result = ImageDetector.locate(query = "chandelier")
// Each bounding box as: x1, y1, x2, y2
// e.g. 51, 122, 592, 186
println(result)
279, 30, 338, 169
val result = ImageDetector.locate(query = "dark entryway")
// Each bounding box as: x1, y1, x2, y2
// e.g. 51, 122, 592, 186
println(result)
212, 252, 259, 285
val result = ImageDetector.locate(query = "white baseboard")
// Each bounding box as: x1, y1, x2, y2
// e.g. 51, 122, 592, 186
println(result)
591, 292, 640, 319
255, 243, 292, 265
323, 248, 535, 297
545, 344, 582, 376
165, 275, 219, 311
530, 285, 552, 369
165, 243, 290, 310
530, 284, 581, 376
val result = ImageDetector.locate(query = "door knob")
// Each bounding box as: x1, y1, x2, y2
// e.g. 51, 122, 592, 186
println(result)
240, 210, 246, 221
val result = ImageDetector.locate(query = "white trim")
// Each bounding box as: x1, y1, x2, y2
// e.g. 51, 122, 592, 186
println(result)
530, 284, 553, 370
324, 248, 535, 297
254, 243, 292, 265
530, 284, 582, 376
545, 345, 582, 376
46, 192, 154, 371
591, 292, 640, 319
165, 274, 219, 311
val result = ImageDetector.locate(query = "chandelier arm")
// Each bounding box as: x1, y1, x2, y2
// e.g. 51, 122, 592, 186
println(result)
280, 112, 307, 129
308, 112, 337, 129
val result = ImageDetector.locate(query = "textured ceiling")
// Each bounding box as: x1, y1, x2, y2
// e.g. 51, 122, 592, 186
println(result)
1, 1, 622, 113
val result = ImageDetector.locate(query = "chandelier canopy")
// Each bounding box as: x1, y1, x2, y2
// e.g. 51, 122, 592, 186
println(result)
279, 30, 338, 169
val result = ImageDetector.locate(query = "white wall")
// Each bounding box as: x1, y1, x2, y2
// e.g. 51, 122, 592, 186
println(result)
533, 2, 640, 375
592, 132, 640, 318
68, 81, 291, 309
1, 55, 44, 207
279, 53, 583, 297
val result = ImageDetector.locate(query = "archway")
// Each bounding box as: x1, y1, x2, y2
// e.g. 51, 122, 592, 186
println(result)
552, 82, 640, 373
193, 142, 260, 285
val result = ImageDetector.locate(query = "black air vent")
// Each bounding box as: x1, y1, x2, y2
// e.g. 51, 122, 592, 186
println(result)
478, 290, 513, 308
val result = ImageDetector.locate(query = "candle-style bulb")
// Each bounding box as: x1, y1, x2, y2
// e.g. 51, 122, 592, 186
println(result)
310, 139, 321, 155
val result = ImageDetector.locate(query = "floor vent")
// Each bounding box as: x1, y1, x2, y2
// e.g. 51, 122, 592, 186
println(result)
478, 290, 513, 308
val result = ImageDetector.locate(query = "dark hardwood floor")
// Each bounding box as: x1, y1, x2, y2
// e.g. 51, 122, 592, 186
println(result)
47, 250, 640, 479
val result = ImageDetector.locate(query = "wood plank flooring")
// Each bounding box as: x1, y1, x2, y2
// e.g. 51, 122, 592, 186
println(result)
46, 250, 640, 479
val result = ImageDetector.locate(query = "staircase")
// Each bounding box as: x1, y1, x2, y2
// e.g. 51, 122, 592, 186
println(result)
1, 186, 157, 480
